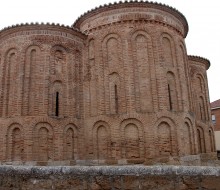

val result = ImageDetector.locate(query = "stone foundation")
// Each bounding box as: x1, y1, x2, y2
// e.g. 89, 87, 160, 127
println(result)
0, 165, 220, 190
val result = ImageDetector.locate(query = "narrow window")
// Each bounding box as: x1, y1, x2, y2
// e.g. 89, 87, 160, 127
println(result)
55, 92, 59, 116
114, 84, 118, 114
168, 84, 172, 110
212, 115, 216, 125
199, 104, 203, 120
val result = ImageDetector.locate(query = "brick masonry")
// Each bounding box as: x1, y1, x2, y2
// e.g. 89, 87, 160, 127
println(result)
0, 1, 215, 165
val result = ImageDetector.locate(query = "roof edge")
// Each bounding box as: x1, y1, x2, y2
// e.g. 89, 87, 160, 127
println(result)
0, 22, 87, 38
72, 0, 188, 37
188, 55, 211, 70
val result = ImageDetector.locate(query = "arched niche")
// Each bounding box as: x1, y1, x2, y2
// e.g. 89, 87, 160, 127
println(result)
92, 121, 111, 160
120, 119, 145, 159
6, 123, 24, 161
63, 124, 78, 160
33, 122, 54, 161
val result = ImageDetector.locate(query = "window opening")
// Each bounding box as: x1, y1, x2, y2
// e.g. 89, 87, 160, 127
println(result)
114, 84, 118, 114
55, 92, 59, 116
168, 84, 172, 110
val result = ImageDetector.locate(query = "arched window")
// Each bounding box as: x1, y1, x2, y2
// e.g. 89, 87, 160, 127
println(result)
51, 81, 63, 117
55, 92, 59, 117
167, 72, 178, 111
114, 84, 119, 114
199, 96, 206, 121
109, 73, 120, 114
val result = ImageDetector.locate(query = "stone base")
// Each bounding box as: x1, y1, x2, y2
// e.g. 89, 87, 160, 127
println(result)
0, 165, 220, 189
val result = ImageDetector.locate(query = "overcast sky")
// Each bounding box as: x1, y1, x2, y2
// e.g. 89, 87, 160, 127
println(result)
0, 0, 219, 102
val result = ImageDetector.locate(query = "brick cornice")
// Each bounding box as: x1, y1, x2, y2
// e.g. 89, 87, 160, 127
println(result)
188, 55, 210, 70
0, 23, 87, 40
72, 1, 188, 37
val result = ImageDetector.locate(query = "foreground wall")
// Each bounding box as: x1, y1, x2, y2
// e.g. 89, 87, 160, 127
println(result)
0, 165, 220, 190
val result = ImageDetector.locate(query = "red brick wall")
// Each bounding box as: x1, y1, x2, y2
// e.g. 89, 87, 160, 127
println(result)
212, 108, 220, 131
0, 2, 215, 165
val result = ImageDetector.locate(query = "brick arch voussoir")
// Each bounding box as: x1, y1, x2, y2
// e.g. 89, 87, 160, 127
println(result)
6, 122, 23, 136
184, 117, 194, 129
49, 78, 64, 86
155, 116, 177, 130
179, 41, 187, 53
160, 32, 175, 42
184, 116, 193, 125
118, 113, 148, 126
22, 42, 44, 53
154, 110, 177, 124
34, 122, 53, 135
29, 117, 59, 132
194, 72, 205, 80
101, 32, 122, 45
4, 48, 18, 59
63, 123, 79, 134
154, 115, 178, 141
197, 125, 204, 132
209, 127, 214, 134
87, 36, 95, 43
90, 115, 120, 130
196, 120, 207, 131
51, 44, 69, 55
120, 118, 144, 131
129, 28, 152, 41
93, 120, 111, 135
193, 72, 207, 87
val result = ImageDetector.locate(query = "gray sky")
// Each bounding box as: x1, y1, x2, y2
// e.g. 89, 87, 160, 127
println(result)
0, 0, 219, 102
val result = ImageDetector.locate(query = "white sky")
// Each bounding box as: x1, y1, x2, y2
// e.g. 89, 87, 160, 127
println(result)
0, 0, 219, 102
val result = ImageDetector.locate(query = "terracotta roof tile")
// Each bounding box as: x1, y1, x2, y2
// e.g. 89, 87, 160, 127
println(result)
211, 99, 220, 109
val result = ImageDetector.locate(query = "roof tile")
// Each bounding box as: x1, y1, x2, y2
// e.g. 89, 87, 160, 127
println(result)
211, 99, 220, 109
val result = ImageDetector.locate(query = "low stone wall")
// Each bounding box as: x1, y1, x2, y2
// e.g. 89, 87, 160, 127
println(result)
0, 165, 220, 189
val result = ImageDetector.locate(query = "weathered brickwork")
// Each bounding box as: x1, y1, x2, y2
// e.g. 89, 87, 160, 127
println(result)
0, 1, 215, 165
